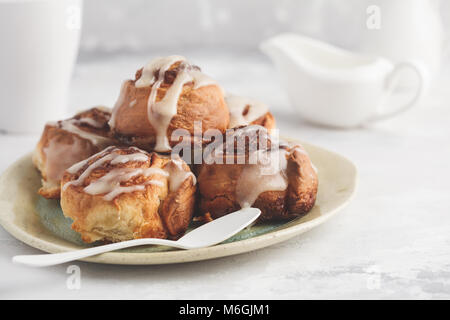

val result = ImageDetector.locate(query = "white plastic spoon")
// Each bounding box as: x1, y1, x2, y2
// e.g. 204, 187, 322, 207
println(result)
12, 207, 261, 267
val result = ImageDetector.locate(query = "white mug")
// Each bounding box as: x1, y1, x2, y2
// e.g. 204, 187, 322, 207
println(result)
0, 0, 83, 133
261, 33, 427, 128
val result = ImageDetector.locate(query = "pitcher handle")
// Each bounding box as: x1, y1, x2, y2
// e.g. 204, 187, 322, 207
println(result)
370, 60, 428, 122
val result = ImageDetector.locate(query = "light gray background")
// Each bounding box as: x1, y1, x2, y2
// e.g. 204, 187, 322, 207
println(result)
79, 0, 450, 54
1, 0, 450, 299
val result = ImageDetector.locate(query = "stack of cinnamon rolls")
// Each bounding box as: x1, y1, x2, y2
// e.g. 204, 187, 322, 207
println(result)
33, 56, 318, 243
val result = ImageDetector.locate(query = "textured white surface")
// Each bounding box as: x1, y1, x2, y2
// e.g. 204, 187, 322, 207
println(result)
1, 51, 449, 299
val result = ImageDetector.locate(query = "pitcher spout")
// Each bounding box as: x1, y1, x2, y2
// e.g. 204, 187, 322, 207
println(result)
261, 33, 395, 84
260, 33, 303, 73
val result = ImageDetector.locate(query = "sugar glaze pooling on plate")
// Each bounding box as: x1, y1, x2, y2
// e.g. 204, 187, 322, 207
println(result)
62, 146, 196, 201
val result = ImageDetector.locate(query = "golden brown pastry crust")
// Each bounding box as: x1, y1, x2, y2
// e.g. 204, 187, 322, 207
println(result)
60, 147, 196, 243
33, 107, 116, 199
197, 127, 318, 221
249, 111, 276, 131
110, 62, 230, 151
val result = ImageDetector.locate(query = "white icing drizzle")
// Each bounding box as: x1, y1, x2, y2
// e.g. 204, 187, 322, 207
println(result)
164, 158, 197, 192
66, 146, 115, 174
84, 167, 167, 201
204, 125, 270, 164
76, 117, 104, 128
58, 118, 112, 147
225, 94, 269, 128
129, 99, 137, 107
150, 71, 193, 152
135, 55, 186, 88
63, 147, 195, 201
63, 147, 151, 191
63, 152, 116, 191
235, 148, 288, 208
43, 137, 86, 182
108, 80, 128, 128
110, 152, 149, 164
134, 55, 217, 152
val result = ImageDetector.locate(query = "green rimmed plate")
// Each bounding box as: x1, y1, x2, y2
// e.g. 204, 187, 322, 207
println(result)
0, 139, 357, 265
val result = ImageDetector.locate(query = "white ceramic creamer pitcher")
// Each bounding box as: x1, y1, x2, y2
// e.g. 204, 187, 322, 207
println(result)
260, 33, 427, 128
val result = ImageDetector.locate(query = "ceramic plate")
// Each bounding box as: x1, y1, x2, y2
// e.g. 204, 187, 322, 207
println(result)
0, 139, 357, 265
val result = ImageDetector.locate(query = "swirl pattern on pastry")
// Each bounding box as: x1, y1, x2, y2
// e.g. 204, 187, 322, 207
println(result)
60, 146, 196, 243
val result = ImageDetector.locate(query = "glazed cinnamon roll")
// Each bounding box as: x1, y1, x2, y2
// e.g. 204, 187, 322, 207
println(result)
197, 125, 318, 221
60, 146, 196, 243
225, 94, 276, 130
33, 107, 116, 199
109, 55, 229, 153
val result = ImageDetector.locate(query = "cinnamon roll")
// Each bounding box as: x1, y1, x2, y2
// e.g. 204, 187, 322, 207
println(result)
197, 125, 318, 221
60, 146, 196, 243
33, 107, 116, 199
225, 94, 276, 130
109, 55, 230, 153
